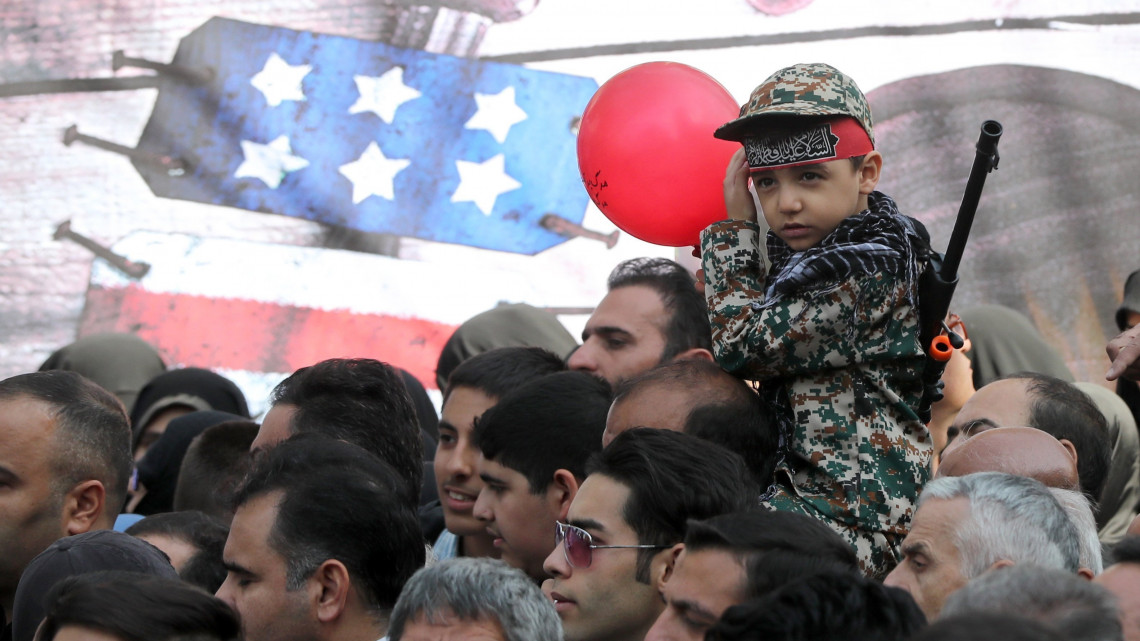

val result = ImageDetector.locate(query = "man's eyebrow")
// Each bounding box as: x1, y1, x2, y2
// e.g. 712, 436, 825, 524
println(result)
223, 560, 253, 576
438, 419, 458, 433
956, 417, 1000, 435
585, 326, 633, 341
479, 472, 506, 486
671, 597, 718, 622
567, 517, 607, 534
901, 540, 931, 558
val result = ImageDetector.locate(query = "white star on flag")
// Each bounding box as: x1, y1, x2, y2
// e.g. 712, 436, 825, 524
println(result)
451, 154, 521, 216
338, 142, 412, 203
464, 87, 528, 144
250, 53, 312, 107
234, 136, 310, 189
348, 68, 423, 124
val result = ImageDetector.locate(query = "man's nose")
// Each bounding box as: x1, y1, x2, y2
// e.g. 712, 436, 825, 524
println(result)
567, 343, 597, 372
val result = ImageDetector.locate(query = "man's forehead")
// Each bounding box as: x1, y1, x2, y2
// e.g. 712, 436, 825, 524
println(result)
476, 455, 524, 485
588, 286, 668, 332
909, 496, 971, 549
569, 474, 632, 533
0, 395, 57, 459
954, 378, 1033, 428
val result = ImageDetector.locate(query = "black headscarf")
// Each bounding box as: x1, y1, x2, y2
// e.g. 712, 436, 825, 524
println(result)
129, 368, 250, 449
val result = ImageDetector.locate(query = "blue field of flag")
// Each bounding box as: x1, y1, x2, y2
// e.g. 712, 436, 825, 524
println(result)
132, 17, 598, 254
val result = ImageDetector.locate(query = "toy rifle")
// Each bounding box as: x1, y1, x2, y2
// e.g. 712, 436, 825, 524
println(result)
916, 120, 1003, 423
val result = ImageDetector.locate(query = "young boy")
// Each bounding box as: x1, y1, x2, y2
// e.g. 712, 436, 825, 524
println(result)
701, 62, 932, 577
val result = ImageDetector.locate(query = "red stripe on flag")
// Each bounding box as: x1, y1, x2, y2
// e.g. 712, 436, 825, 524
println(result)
79, 285, 456, 389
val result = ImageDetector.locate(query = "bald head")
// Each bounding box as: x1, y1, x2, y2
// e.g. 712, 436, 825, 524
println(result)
938, 427, 1079, 490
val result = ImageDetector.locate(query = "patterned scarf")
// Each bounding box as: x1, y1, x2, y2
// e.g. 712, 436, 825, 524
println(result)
762, 191, 931, 308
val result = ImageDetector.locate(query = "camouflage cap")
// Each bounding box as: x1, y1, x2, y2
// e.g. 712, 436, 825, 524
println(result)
715, 63, 875, 145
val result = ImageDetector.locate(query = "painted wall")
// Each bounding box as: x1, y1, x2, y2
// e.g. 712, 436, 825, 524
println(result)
3, 0, 1138, 412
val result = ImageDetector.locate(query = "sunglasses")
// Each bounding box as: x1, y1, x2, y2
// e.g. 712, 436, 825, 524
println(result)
554, 521, 669, 569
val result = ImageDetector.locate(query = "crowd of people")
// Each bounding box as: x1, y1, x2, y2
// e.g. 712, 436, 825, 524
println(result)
4, 61, 1140, 641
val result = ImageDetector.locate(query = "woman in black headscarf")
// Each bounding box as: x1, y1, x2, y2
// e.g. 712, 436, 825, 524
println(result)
129, 368, 250, 460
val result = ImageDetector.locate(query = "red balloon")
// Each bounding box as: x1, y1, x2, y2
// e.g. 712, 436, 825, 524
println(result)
577, 62, 740, 247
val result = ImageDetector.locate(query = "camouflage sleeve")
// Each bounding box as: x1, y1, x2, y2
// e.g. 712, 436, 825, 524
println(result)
701, 223, 910, 381
700, 219, 768, 372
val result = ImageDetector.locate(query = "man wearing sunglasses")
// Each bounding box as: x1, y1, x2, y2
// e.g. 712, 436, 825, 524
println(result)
472, 371, 612, 581
542, 428, 757, 641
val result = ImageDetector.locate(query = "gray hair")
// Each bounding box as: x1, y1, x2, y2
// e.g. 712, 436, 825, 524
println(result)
942, 564, 1121, 641
388, 558, 562, 641
919, 472, 1081, 578
1049, 487, 1104, 575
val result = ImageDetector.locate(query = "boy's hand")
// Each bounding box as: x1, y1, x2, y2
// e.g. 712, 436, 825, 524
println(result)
724, 147, 757, 222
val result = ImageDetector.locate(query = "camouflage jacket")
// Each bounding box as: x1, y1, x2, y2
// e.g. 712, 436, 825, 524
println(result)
701, 217, 932, 568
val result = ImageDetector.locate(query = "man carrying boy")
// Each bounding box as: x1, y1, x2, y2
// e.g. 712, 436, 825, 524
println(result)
702, 63, 933, 576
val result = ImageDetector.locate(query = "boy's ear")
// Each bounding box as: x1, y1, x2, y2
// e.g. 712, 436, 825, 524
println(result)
857, 150, 883, 195
550, 469, 581, 521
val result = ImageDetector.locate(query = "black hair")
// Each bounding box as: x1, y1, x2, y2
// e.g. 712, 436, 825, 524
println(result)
615, 360, 778, 487
588, 428, 757, 582
125, 511, 229, 593
233, 434, 425, 613
1111, 535, 1140, 565
270, 358, 423, 507
684, 510, 857, 599
606, 257, 712, 359
37, 571, 240, 641
910, 613, 1064, 641
0, 370, 131, 519
444, 346, 566, 402
475, 371, 611, 492
173, 420, 259, 521
1003, 372, 1112, 503
706, 571, 927, 641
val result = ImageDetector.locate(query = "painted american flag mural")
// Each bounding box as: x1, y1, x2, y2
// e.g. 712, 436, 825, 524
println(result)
78, 231, 576, 413
133, 17, 598, 255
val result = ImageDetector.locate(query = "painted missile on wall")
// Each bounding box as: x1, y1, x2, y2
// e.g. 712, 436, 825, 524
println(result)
128, 17, 598, 254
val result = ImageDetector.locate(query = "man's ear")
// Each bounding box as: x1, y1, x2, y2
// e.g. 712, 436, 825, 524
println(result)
63, 480, 106, 536
1059, 438, 1079, 463
656, 544, 685, 588
669, 348, 715, 364
550, 469, 581, 521
857, 151, 883, 195
653, 544, 684, 590
312, 559, 353, 624
988, 559, 1015, 572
